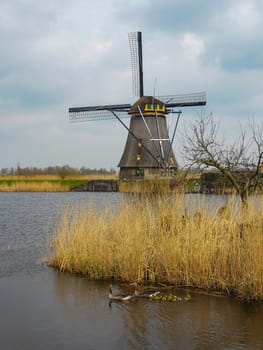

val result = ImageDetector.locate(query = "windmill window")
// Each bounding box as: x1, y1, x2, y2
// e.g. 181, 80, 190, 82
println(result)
137, 154, 141, 161
135, 168, 144, 176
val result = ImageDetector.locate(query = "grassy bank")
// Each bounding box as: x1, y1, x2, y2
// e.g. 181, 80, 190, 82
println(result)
0, 176, 179, 193
0, 179, 81, 192
0, 174, 117, 192
49, 194, 263, 301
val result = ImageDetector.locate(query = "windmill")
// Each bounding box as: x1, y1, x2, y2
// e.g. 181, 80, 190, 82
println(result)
69, 32, 206, 179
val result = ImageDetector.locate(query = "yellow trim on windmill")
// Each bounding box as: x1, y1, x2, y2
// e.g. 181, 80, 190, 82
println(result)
144, 103, 166, 114
157, 104, 166, 112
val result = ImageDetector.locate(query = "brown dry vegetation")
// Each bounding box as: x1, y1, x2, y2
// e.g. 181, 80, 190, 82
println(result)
49, 194, 263, 301
0, 174, 118, 192
0, 182, 70, 192
0, 174, 118, 181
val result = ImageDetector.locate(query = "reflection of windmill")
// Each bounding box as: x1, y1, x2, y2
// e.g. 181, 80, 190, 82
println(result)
69, 32, 206, 179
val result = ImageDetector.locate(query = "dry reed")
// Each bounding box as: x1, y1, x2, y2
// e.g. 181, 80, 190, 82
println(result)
0, 174, 117, 181
49, 194, 263, 301
0, 182, 69, 192
0, 174, 118, 192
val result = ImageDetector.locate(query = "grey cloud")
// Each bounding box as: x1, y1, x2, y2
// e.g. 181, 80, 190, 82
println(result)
114, 0, 263, 72
114, 0, 230, 34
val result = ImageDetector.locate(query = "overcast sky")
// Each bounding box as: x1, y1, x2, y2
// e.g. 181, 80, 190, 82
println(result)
1, 0, 263, 170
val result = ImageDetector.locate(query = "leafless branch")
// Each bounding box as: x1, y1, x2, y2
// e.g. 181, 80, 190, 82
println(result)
180, 114, 263, 207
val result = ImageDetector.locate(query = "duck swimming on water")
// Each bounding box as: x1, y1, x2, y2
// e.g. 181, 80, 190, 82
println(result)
108, 284, 133, 301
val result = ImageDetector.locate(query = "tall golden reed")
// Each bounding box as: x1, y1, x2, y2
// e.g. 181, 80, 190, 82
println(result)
49, 194, 263, 301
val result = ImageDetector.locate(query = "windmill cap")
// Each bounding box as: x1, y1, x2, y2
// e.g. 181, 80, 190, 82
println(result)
128, 96, 167, 116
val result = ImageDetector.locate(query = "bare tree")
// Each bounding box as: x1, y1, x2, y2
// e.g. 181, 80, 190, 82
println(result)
181, 114, 263, 208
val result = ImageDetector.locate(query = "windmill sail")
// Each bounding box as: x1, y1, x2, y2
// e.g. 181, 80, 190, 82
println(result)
129, 32, 144, 97
158, 92, 206, 108
69, 110, 130, 122
69, 104, 131, 122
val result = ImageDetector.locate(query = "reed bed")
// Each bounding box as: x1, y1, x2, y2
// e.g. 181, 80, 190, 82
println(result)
49, 195, 263, 301
0, 181, 69, 192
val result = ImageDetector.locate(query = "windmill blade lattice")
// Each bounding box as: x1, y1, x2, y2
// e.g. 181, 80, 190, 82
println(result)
129, 32, 144, 97
157, 92, 206, 108
69, 110, 130, 123
69, 103, 131, 122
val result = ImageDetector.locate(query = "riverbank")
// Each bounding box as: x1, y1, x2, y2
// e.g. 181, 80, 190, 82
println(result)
0, 174, 118, 192
1, 173, 262, 194
0, 176, 181, 193
49, 194, 263, 302
0, 175, 200, 193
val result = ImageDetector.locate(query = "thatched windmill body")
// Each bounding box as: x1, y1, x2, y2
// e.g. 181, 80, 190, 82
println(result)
69, 32, 206, 179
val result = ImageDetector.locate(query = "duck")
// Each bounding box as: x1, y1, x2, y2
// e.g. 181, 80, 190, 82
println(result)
184, 293, 191, 301
108, 284, 133, 301
131, 282, 160, 299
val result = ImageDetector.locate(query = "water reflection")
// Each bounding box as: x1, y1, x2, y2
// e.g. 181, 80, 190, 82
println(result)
52, 274, 263, 350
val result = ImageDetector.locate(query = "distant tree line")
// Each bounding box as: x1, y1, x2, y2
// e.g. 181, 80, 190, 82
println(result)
0, 165, 117, 177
